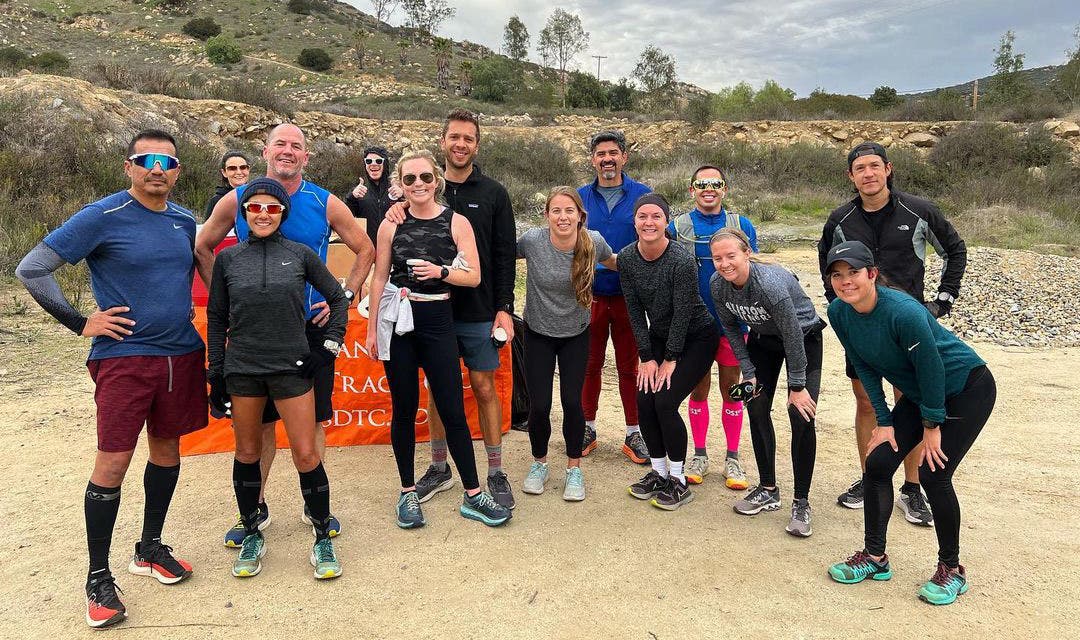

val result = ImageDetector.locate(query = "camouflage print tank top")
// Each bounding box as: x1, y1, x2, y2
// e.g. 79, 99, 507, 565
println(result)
389, 206, 459, 295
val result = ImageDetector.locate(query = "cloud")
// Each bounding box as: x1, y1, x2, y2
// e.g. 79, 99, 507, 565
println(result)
345, 0, 1079, 96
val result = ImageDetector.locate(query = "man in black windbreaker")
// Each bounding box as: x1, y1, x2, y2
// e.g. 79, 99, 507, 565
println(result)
819, 141, 967, 528
344, 145, 402, 249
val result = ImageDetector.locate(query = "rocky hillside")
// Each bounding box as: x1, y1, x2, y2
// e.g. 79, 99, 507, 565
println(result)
4, 74, 1079, 163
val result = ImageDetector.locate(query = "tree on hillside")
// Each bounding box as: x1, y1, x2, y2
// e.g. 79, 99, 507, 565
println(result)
472, 57, 520, 103
402, 0, 456, 37
458, 60, 473, 97
633, 45, 677, 106
434, 38, 452, 91
869, 85, 901, 109
352, 28, 371, 69
369, 0, 399, 25
397, 39, 409, 64
1055, 24, 1080, 106
752, 79, 796, 118
566, 71, 608, 109
608, 77, 635, 111
713, 82, 754, 119
987, 30, 1032, 104
538, 9, 590, 107
503, 15, 530, 62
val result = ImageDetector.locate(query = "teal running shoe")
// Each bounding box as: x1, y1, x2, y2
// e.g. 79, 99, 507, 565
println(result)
396, 490, 426, 529
310, 538, 342, 579
522, 461, 549, 495
460, 491, 512, 527
562, 466, 585, 502
224, 505, 270, 548
828, 550, 892, 584
232, 533, 266, 578
918, 562, 968, 605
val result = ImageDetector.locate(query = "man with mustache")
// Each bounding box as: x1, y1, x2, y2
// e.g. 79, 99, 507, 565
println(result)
577, 130, 653, 464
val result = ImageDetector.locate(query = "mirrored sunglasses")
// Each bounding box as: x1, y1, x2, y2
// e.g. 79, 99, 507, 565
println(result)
402, 172, 435, 186
243, 202, 285, 215
692, 178, 726, 191
128, 153, 180, 171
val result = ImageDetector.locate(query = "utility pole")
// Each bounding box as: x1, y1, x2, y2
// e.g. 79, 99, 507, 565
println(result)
591, 55, 607, 81
972, 78, 979, 113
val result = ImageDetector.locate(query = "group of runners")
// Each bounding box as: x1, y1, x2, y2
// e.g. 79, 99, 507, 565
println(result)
15, 108, 996, 629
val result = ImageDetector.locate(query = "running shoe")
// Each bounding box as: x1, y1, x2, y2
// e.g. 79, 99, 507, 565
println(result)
301, 505, 341, 537
416, 464, 455, 503
396, 491, 425, 529
651, 477, 693, 510
127, 541, 192, 584
310, 538, 342, 579
685, 455, 709, 485
898, 488, 935, 527
487, 470, 516, 510
563, 467, 585, 502
837, 478, 865, 509
232, 532, 266, 578
786, 498, 813, 537
522, 461, 549, 495
224, 505, 271, 548
622, 431, 650, 464
723, 456, 749, 490
918, 562, 968, 605
733, 485, 781, 515
85, 573, 126, 628
828, 550, 892, 584
460, 491, 512, 527
628, 470, 668, 500
581, 425, 598, 456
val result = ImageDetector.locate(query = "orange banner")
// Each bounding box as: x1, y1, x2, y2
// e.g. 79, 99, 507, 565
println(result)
180, 308, 512, 456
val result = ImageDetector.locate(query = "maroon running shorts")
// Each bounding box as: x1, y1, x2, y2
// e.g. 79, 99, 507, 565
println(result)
87, 349, 209, 452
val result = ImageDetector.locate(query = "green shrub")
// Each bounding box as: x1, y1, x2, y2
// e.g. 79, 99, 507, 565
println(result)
287, 0, 327, 15
182, 17, 221, 40
929, 123, 1024, 175
888, 89, 969, 121
0, 46, 30, 71
683, 95, 713, 130
479, 135, 577, 216
297, 48, 333, 72
31, 50, 70, 73
565, 71, 607, 109
206, 35, 243, 65
471, 57, 519, 103
303, 141, 364, 199
607, 78, 635, 111
205, 78, 295, 116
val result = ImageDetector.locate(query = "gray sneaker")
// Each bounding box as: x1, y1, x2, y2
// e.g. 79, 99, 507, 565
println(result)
562, 467, 585, 502
837, 478, 864, 509
395, 491, 425, 529
487, 470, 516, 510
416, 464, 455, 503
522, 461, 549, 495
897, 488, 934, 527
733, 485, 781, 515
686, 455, 709, 485
786, 498, 813, 537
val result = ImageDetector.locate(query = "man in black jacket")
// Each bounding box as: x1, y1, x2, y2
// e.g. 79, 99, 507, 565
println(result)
344, 145, 402, 249
385, 109, 518, 510
818, 141, 967, 527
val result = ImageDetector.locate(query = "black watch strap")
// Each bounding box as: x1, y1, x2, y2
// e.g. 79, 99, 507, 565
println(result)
788, 385, 805, 393
922, 419, 941, 430
440, 266, 450, 279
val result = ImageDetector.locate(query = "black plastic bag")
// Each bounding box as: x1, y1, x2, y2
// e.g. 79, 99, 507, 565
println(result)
510, 313, 529, 431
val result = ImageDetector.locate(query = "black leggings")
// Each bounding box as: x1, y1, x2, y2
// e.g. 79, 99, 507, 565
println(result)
637, 330, 719, 463
745, 329, 823, 499
383, 300, 480, 491
864, 365, 995, 567
524, 325, 589, 460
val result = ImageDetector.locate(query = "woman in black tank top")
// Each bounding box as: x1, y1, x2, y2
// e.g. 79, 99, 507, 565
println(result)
365, 150, 511, 529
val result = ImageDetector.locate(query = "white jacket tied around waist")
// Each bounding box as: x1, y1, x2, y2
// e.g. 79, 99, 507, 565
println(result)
376, 282, 414, 361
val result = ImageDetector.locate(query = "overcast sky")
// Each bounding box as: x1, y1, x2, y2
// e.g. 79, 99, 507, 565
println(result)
346, 0, 1078, 97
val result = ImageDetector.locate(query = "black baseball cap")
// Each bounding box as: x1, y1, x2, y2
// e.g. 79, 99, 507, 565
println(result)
847, 142, 888, 169
826, 240, 875, 271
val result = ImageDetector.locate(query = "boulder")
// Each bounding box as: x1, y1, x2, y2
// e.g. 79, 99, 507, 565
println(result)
903, 132, 937, 147
831, 129, 849, 141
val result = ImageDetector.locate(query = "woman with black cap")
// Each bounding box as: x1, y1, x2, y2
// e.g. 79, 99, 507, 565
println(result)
619, 193, 719, 510
206, 177, 349, 581
824, 240, 995, 606
345, 146, 403, 249
205, 150, 251, 219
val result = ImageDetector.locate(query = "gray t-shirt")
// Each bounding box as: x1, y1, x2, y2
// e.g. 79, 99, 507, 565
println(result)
709, 261, 823, 386
597, 185, 623, 212
518, 227, 613, 338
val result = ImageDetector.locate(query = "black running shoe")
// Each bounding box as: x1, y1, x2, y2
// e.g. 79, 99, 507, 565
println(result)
416, 464, 455, 503
650, 477, 693, 510
487, 470, 516, 510
86, 573, 126, 628
628, 470, 668, 500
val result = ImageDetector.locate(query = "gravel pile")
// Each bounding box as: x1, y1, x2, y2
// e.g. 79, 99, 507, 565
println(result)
926, 247, 1080, 348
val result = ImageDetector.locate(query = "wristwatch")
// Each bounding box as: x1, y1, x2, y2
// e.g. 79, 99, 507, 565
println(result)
439, 266, 450, 279
788, 385, 805, 393
921, 418, 940, 430
936, 292, 956, 304
343, 289, 355, 302
322, 339, 342, 356
498, 302, 514, 314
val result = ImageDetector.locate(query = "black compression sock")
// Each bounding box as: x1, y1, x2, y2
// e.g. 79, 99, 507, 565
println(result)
85, 482, 121, 576
141, 461, 180, 547
233, 459, 263, 534
901, 481, 921, 495
299, 463, 331, 540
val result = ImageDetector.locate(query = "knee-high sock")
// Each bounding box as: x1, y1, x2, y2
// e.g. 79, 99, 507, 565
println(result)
85, 482, 121, 577
688, 400, 709, 453
232, 459, 262, 534
299, 463, 331, 540
722, 401, 743, 454
141, 461, 180, 546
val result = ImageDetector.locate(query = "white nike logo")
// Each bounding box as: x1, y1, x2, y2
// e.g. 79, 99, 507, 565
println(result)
908, 342, 920, 351
173, 224, 182, 229
835, 247, 850, 253
281, 261, 293, 266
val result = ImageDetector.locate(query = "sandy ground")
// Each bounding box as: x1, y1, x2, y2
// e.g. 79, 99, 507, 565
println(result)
0, 248, 1077, 640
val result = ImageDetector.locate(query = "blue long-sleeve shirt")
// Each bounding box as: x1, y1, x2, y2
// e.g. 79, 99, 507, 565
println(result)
579, 173, 651, 296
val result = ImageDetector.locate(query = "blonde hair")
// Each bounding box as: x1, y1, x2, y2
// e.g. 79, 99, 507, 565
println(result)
709, 228, 760, 262
545, 186, 596, 309
394, 149, 446, 202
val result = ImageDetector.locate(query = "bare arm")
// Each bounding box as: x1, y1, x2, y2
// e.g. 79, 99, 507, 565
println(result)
600, 254, 617, 270
195, 192, 238, 288
448, 213, 481, 288
327, 194, 375, 296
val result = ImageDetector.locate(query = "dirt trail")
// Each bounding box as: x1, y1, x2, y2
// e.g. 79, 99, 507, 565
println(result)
0, 248, 1075, 639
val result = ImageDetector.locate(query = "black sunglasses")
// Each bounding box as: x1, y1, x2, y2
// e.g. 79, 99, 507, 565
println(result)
401, 172, 435, 186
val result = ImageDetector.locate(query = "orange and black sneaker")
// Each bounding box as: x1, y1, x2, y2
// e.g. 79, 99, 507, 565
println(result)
622, 431, 649, 464
127, 541, 193, 585
85, 573, 126, 628
581, 425, 598, 456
